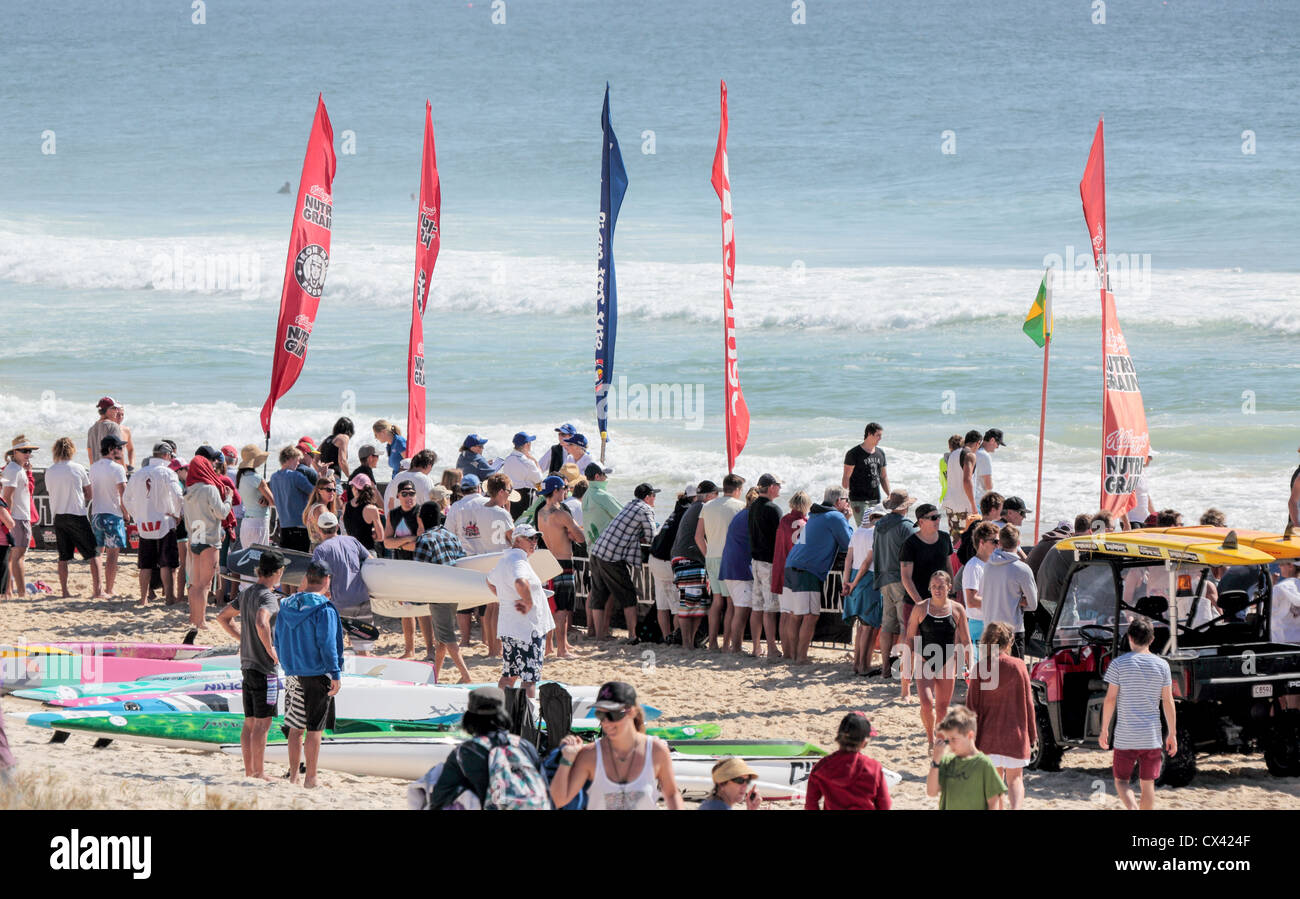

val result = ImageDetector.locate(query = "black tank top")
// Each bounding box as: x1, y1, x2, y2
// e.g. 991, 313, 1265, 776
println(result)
319, 436, 341, 474
344, 500, 377, 552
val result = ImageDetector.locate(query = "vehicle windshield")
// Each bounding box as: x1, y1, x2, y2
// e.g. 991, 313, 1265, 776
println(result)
1055, 563, 1118, 647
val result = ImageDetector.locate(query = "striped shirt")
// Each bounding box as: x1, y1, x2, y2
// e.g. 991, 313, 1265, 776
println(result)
1103, 651, 1171, 750
591, 499, 657, 566
413, 526, 467, 566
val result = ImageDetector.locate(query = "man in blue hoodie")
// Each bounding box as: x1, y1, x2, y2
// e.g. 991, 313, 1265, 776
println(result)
273, 560, 343, 788
784, 487, 855, 663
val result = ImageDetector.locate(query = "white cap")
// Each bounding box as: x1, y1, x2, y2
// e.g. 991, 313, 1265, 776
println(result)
317, 511, 339, 530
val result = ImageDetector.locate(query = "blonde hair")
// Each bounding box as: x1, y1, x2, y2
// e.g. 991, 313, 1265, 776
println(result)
789, 491, 811, 514
279, 445, 303, 464
372, 419, 401, 438
744, 487, 760, 507
52, 437, 76, 462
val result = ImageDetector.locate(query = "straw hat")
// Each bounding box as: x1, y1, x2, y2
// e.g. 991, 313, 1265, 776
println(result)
239, 444, 269, 469
9, 435, 39, 452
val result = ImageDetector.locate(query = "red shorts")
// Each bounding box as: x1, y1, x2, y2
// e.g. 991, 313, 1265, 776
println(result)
1112, 748, 1163, 781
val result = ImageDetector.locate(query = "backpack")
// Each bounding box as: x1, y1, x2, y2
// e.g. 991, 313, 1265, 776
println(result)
541, 748, 589, 810
476, 734, 551, 810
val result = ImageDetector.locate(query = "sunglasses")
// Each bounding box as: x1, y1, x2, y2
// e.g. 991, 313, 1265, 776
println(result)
923, 514, 941, 521
729, 777, 753, 786
594, 707, 630, 723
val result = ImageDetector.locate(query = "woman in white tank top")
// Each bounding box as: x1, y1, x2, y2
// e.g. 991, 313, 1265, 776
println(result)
548, 681, 684, 810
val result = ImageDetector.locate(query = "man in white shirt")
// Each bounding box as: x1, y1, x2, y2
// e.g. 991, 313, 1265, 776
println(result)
382, 449, 437, 513
89, 435, 131, 595
485, 524, 555, 699
1271, 559, 1300, 647
497, 432, 544, 518
975, 428, 1004, 504
44, 436, 104, 598
696, 473, 746, 652
123, 443, 185, 603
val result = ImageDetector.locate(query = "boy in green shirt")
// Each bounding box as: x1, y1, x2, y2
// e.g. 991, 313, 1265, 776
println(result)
926, 705, 1007, 810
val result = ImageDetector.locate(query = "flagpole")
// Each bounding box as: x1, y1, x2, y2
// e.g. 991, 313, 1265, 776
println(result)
1033, 330, 1049, 544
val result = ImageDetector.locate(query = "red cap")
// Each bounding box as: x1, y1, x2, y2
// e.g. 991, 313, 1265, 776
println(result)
297, 436, 320, 455
220, 445, 238, 461
97, 396, 120, 413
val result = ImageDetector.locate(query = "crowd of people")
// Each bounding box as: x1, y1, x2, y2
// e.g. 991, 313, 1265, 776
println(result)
5, 400, 1300, 810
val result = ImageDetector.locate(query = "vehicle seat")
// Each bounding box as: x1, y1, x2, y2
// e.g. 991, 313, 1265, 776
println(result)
1216, 590, 1251, 620
1134, 595, 1171, 651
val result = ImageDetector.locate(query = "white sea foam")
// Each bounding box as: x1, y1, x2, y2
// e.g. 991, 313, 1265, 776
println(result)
1, 224, 1298, 333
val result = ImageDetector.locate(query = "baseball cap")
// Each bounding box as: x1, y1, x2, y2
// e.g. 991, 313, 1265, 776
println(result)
756, 473, 782, 489
99, 435, 127, 455
984, 428, 1006, 446
316, 511, 339, 530
634, 483, 661, 500
459, 473, 481, 491
305, 559, 332, 581
397, 481, 418, 496
539, 475, 567, 497
837, 711, 874, 742
349, 472, 374, 489
593, 681, 637, 711
96, 396, 121, 413
357, 443, 378, 461
255, 548, 288, 576
467, 687, 506, 716
866, 503, 889, 519
296, 436, 320, 455
1002, 496, 1031, 513
683, 482, 698, 498
584, 462, 611, 479
565, 433, 589, 449
193, 445, 222, 463
461, 433, 488, 450
710, 757, 759, 785
695, 479, 719, 495
220, 445, 237, 463
554, 423, 577, 436
914, 503, 939, 519
512, 431, 536, 447
512, 522, 540, 541
152, 442, 174, 457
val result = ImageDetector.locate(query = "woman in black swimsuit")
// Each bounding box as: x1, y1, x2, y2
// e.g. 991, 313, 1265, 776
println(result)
319, 417, 354, 479
902, 569, 972, 750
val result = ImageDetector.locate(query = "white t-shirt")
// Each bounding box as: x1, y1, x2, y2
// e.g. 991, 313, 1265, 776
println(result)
450, 495, 513, 556
382, 470, 435, 512
496, 450, 544, 490
1271, 578, 1300, 644
943, 448, 974, 514
568, 452, 595, 474
487, 547, 555, 641
961, 556, 987, 621
89, 458, 128, 517
1128, 474, 1151, 524
0, 461, 32, 521
848, 525, 874, 570
974, 448, 993, 504
45, 461, 91, 516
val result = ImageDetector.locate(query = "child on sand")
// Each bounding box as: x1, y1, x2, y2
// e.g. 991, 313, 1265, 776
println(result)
805, 712, 892, 810
927, 705, 1007, 810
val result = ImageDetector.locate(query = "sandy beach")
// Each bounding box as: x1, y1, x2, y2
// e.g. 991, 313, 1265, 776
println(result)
2, 548, 1296, 810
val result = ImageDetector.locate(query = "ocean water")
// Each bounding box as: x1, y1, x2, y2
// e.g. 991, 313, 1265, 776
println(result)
1, 0, 1298, 532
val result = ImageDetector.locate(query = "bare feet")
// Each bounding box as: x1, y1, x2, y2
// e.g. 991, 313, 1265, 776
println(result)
303, 777, 318, 789
399, 651, 414, 660
556, 650, 571, 659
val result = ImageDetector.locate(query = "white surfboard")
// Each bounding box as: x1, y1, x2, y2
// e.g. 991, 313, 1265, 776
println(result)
362, 550, 563, 613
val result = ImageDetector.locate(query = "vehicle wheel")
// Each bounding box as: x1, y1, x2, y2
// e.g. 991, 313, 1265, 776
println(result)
1156, 724, 1196, 787
1028, 701, 1063, 772
1264, 710, 1300, 777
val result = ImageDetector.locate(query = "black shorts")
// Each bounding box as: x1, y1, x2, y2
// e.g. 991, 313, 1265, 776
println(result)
53, 514, 97, 562
138, 531, 180, 570
278, 527, 310, 553
284, 674, 336, 732
588, 555, 637, 612
241, 668, 279, 718
430, 604, 459, 644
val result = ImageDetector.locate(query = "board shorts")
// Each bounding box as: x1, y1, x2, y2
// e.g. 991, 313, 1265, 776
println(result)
588, 555, 637, 612
53, 514, 97, 561
672, 557, 711, 618
987, 753, 1029, 770
648, 556, 679, 612
1112, 747, 1163, 781
430, 603, 459, 644
5, 520, 31, 550
501, 634, 544, 683
781, 568, 823, 616
842, 568, 883, 627
705, 558, 730, 597
241, 668, 280, 718
284, 675, 336, 732
750, 560, 779, 613
546, 559, 576, 613
724, 579, 753, 609
880, 581, 910, 634
966, 616, 984, 643
91, 513, 128, 549
138, 531, 180, 570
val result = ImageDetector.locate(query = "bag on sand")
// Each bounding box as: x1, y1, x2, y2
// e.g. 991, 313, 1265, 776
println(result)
476, 734, 551, 810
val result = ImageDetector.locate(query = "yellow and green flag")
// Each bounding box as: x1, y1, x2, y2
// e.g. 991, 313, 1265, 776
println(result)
1022, 267, 1053, 348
